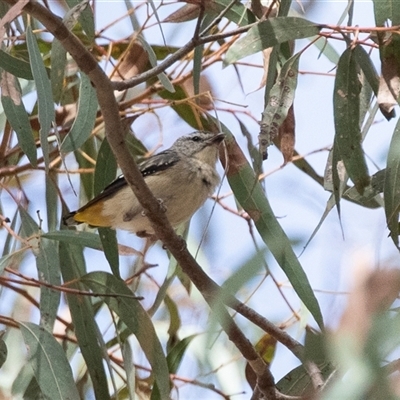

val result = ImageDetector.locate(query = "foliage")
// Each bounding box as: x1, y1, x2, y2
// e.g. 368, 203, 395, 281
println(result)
0, 0, 400, 399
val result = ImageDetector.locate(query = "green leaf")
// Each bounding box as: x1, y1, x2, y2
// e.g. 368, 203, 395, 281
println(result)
333, 48, 370, 193
312, 36, 340, 64
50, 39, 67, 104
0, 50, 35, 80
124, 3, 174, 94
225, 17, 321, 65
94, 138, 117, 196
19, 322, 80, 400
42, 230, 103, 250
74, 138, 96, 202
36, 238, 61, 331
122, 341, 136, 399
58, 242, 110, 400
61, 73, 98, 153
11, 364, 35, 397
0, 250, 24, 275
65, 0, 95, 41
238, 118, 263, 175
159, 85, 210, 130
0, 338, 7, 368
276, 362, 334, 395
80, 271, 170, 399
18, 206, 39, 238
167, 334, 197, 374
140, 36, 174, 92
353, 45, 379, 96
98, 228, 120, 278
372, 0, 400, 26
94, 138, 119, 276
1, 71, 37, 166
222, 249, 266, 295
259, 52, 301, 158
26, 26, 54, 170
212, 0, 256, 26
147, 251, 180, 317
45, 174, 58, 232
384, 118, 400, 247
223, 133, 324, 329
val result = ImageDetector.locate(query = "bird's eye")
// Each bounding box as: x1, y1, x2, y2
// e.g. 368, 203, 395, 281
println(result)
191, 135, 201, 142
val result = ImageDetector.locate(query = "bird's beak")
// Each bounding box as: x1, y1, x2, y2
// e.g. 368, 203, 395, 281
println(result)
210, 133, 225, 145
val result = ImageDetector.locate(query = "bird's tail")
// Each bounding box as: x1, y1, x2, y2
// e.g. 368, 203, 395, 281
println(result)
63, 211, 80, 226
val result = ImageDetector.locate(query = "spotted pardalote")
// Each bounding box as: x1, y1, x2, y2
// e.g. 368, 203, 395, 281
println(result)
63, 131, 225, 237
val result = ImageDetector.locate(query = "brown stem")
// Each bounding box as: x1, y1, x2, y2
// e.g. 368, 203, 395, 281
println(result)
3, 2, 308, 397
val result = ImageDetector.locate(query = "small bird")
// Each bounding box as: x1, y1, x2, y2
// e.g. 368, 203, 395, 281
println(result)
64, 131, 225, 238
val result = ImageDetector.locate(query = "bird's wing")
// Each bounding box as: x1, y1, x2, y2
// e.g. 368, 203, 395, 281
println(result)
76, 149, 179, 213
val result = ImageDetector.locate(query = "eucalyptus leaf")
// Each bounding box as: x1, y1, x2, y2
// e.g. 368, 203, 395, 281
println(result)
80, 271, 170, 399
225, 17, 321, 65
19, 322, 80, 400
333, 47, 370, 194
384, 118, 400, 247
61, 73, 98, 153
26, 26, 54, 170
0, 50, 35, 80
1, 71, 37, 166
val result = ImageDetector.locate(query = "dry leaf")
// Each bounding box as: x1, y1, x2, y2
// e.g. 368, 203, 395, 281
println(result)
163, 4, 200, 23
0, 0, 29, 40
1, 70, 21, 105
111, 41, 148, 82
377, 55, 400, 119
274, 104, 295, 164
338, 259, 400, 348
182, 75, 214, 110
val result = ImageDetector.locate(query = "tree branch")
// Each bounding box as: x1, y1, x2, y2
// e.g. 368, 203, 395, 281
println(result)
111, 22, 257, 91
6, 1, 289, 398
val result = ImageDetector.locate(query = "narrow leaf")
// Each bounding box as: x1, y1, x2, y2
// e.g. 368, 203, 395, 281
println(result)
159, 85, 211, 130
80, 271, 170, 399
122, 341, 135, 400
98, 228, 120, 278
0, 338, 7, 368
225, 17, 321, 65
94, 138, 119, 277
372, 0, 400, 26
223, 134, 324, 329
65, 0, 95, 41
166, 334, 197, 374
384, 118, 400, 247
259, 52, 300, 159
1, 70, 37, 166
19, 322, 80, 400
50, 39, 67, 104
36, 238, 61, 331
26, 26, 54, 170
18, 206, 39, 239
0, 250, 24, 275
212, 0, 256, 26
276, 363, 334, 395
94, 138, 117, 195
43, 230, 102, 250
58, 242, 110, 400
0, 50, 34, 80
45, 174, 58, 232
61, 73, 98, 153
222, 250, 266, 295
333, 48, 370, 193
353, 45, 379, 96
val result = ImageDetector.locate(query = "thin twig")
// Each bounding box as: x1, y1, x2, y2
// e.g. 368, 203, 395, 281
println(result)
4, 267, 143, 300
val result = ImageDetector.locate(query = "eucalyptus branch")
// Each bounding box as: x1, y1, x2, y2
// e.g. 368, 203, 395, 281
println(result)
6, 1, 279, 397
111, 21, 258, 91
200, 0, 239, 36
